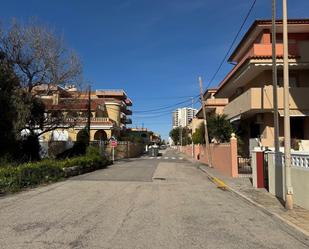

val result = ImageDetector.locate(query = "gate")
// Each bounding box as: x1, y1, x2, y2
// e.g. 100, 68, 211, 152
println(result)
238, 156, 252, 175
263, 152, 269, 190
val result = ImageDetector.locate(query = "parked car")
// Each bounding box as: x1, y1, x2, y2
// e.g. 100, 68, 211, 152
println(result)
160, 145, 167, 150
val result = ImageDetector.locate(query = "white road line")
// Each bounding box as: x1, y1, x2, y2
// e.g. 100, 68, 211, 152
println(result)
150, 157, 154, 159
179, 157, 183, 160
171, 157, 176, 160
157, 157, 162, 159
164, 157, 169, 159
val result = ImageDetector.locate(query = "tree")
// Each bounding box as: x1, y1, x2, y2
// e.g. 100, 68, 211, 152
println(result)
0, 52, 26, 158
208, 114, 234, 143
169, 127, 180, 145
169, 127, 191, 145
0, 19, 82, 92
192, 114, 235, 144
0, 19, 83, 138
192, 124, 205, 144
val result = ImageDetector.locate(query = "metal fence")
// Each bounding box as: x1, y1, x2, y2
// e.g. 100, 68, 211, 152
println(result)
238, 156, 252, 175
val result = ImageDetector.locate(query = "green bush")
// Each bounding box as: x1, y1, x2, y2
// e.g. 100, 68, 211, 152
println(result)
0, 160, 64, 192
0, 147, 111, 193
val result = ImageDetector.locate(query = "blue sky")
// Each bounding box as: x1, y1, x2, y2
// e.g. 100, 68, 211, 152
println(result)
1, 0, 308, 139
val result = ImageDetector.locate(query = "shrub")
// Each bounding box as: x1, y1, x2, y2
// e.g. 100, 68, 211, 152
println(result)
192, 125, 205, 145
0, 160, 64, 192
0, 147, 111, 193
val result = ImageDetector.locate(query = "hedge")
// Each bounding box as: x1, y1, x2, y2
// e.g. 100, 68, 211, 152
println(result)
0, 147, 112, 193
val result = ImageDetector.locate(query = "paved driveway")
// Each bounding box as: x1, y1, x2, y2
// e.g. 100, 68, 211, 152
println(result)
0, 149, 308, 249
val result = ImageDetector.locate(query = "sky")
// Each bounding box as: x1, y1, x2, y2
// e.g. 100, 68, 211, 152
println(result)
1, 0, 308, 139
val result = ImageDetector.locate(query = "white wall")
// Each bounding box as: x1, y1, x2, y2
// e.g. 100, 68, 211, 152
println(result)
267, 152, 309, 210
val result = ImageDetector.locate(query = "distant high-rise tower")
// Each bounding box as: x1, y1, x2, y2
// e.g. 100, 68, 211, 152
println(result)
172, 107, 197, 128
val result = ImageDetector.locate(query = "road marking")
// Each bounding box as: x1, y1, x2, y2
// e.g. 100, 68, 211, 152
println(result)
139, 156, 185, 160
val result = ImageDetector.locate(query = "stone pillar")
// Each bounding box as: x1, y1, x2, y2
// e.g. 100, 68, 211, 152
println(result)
127, 141, 130, 158
230, 133, 238, 178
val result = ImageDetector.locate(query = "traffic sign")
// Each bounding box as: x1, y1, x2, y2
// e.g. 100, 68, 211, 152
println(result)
110, 140, 118, 147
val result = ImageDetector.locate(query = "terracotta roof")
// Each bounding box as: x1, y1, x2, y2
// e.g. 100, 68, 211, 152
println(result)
45, 98, 105, 111
250, 55, 300, 59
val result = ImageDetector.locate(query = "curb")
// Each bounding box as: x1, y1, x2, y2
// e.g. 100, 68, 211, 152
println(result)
198, 166, 309, 239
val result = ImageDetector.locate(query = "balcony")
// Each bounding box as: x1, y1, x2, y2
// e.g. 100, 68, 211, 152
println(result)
125, 118, 132, 124
96, 89, 127, 99
123, 108, 132, 115
65, 117, 113, 124
224, 87, 309, 119
125, 98, 133, 106
204, 98, 228, 112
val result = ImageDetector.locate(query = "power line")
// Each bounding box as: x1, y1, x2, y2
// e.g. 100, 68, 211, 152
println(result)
205, 0, 257, 90
133, 97, 198, 113
134, 108, 175, 115
133, 112, 172, 119
132, 95, 197, 100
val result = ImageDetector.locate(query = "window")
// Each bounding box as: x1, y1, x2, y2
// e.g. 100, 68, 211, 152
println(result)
277, 75, 298, 88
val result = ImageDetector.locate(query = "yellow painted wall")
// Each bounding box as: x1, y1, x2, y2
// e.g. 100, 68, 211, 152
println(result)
261, 113, 275, 147
105, 104, 121, 125
41, 128, 113, 142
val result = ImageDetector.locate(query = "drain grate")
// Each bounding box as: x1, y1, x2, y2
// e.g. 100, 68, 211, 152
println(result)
152, 177, 166, 181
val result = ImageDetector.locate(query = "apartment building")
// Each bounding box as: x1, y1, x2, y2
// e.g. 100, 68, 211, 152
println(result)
196, 88, 229, 118
172, 107, 197, 128
125, 128, 160, 144
33, 85, 133, 142
202, 19, 309, 155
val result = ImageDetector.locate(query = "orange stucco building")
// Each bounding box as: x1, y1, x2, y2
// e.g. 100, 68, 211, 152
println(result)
33, 85, 133, 142
202, 19, 309, 155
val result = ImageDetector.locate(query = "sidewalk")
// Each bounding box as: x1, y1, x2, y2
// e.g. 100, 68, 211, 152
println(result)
178, 151, 309, 238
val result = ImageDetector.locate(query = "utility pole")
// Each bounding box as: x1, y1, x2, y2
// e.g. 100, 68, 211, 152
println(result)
283, 0, 293, 210
272, 0, 280, 157
191, 97, 194, 158
199, 76, 212, 167
87, 84, 91, 146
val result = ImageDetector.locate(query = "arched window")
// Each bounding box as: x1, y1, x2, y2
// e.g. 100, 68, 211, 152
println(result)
51, 130, 69, 141
94, 130, 108, 141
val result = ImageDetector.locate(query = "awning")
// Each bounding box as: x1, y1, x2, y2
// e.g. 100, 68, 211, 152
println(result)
278, 110, 309, 117
229, 114, 241, 123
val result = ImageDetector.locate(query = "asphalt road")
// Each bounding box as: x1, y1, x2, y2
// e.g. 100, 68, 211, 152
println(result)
0, 149, 308, 249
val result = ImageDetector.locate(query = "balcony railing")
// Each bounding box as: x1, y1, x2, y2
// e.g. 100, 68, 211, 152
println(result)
224, 87, 309, 119
268, 151, 309, 170
125, 118, 132, 124
123, 108, 132, 115
65, 117, 112, 123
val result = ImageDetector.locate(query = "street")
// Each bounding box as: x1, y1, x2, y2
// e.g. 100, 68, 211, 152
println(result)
0, 149, 308, 249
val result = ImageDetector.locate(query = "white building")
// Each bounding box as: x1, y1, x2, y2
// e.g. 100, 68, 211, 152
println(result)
172, 108, 197, 128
